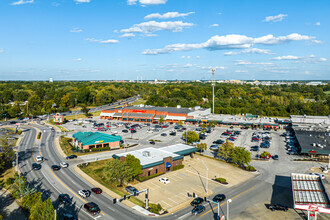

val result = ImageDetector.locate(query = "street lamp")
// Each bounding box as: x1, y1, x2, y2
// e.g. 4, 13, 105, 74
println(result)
197, 158, 208, 194
211, 68, 215, 115
227, 199, 232, 220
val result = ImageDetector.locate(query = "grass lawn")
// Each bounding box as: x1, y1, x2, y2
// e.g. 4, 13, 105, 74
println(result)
131, 99, 146, 106
80, 159, 145, 207
0, 167, 15, 188
64, 111, 101, 121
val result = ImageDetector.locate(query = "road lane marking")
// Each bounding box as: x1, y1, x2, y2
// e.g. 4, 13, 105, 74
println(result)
199, 185, 257, 218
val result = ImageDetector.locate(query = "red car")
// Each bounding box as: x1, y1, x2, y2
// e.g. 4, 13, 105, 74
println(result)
91, 188, 102, 194
106, 125, 111, 128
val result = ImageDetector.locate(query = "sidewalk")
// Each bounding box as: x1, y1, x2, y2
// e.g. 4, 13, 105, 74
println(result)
0, 189, 28, 220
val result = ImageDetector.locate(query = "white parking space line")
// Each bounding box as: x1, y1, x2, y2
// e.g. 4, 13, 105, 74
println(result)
150, 182, 161, 188
143, 185, 155, 190
191, 187, 203, 194
168, 198, 179, 204
168, 175, 179, 181
179, 192, 187, 197
160, 200, 171, 208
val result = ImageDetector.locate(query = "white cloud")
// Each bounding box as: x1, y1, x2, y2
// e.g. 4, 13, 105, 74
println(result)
74, 0, 90, 3
128, 0, 167, 5
263, 14, 287, 22
85, 38, 119, 44
183, 63, 193, 67
272, 54, 327, 63
11, 0, 33, 5
120, 33, 135, 38
224, 48, 273, 55
0, 48, 3, 53
70, 27, 83, 33
312, 40, 322, 44
235, 70, 248, 73
196, 65, 224, 70
315, 22, 321, 26
142, 33, 315, 55
145, 12, 194, 20
210, 24, 219, 27
196, 56, 200, 59
235, 60, 274, 66
73, 58, 82, 61
121, 21, 194, 35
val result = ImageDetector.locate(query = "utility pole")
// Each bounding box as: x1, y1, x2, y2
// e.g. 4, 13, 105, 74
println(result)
211, 69, 215, 115
227, 199, 232, 220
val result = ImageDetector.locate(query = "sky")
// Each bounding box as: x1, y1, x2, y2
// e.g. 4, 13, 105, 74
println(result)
0, 0, 329, 80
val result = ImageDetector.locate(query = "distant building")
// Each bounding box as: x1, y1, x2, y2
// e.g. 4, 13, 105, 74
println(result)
53, 113, 64, 123
306, 81, 326, 86
72, 132, 122, 150
49, 78, 53, 83
291, 115, 330, 125
100, 105, 210, 123
113, 144, 197, 177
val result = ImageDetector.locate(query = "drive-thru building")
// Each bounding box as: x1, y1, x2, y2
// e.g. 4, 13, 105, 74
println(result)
113, 144, 197, 177
72, 132, 122, 150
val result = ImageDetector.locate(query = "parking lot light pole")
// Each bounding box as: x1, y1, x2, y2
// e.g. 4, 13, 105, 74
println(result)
198, 158, 208, 194
227, 199, 232, 220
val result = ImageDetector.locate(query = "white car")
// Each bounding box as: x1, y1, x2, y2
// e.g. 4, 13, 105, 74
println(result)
159, 177, 170, 184
36, 156, 43, 162
310, 173, 325, 180
147, 130, 153, 133
111, 130, 118, 134
60, 162, 68, 168
78, 189, 91, 198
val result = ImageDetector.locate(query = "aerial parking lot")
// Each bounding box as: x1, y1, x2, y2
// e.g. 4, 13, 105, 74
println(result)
133, 154, 256, 212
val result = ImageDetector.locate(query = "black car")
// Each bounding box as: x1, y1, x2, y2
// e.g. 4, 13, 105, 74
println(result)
32, 163, 42, 170
199, 134, 206, 140
150, 141, 155, 145
190, 197, 204, 206
209, 145, 219, 151
91, 187, 102, 194
51, 165, 61, 171
272, 155, 279, 160
130, 129, 136, 133
268, 204, 288, 212
125, 186, 138, 195
122, 129, 129, 133
250, 146, 259, 151
161, 133, 167, 136
84, 202, 101, 215
212, 194, 226, 203
191, 205, 205, 215
66, 155, 77, 159
169, 132, 176, 136
58, 194, 71, 204
213, 139, 224, 144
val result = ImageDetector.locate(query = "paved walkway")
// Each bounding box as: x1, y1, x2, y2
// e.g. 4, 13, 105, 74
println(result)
0, 189, 27, 220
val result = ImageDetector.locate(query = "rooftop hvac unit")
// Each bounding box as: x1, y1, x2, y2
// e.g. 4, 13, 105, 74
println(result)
142, 151, 151, 157
313, 143, 316, 147
177, 105, 181, 109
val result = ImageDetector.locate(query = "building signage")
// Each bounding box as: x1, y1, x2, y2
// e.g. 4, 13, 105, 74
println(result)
148, 168, 153, 171
132, 110, 147, 113
309, 150, 317, 154
308, 205, 319, 212
95, 140, 104, 144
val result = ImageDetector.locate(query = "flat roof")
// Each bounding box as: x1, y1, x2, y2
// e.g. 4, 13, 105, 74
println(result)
160, 144, 197, 156
73, 132, 122, 146
125, 106, 193, 114
291, 173, 330, 209
294, 129, 330, 155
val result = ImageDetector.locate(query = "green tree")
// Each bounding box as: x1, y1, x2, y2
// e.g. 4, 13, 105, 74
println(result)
182, 131, 199, 143
125, 154, 142, 177
159, 116, 165, 124
81, 105, 90, 117
103, 159, 133, 186
231, 147, 251, 167
217, 141, 234, 162
21, 192, 42, 210
197, 143, 207, 154
29, 197, 54, 220
0, 135, 15, 174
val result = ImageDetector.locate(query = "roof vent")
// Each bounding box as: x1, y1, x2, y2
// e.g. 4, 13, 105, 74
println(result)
177, 105, 181, 109
142, 151, 151, 157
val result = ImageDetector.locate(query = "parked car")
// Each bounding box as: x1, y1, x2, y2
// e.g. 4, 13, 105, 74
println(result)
84, 202, 101, 215
250, 146, 259, 151
51, 165, 61, 171
227, 137, 236, 141
125, 186, 138, 194
91, 188, 102, 194
122, 129, 129, 133
199, 134, 207, 140
268, 204, 288, 212
60, 162, 68, 168
191, 205, 205, 215
150, 141, 155, 145
78, 190, 91, 198
130, 129, 136, 133
58, 194, 71, 204
159, 177, 170, 184
272, 155, 279, 160
36, 155, 43, 162
161, 133, 167, 136
66, 155, 77, 160
32, 163, 41, 170
213, 139, 224, 144
190, 197, 204, 206
209, 145, 219, 151
169, 131, 176, 136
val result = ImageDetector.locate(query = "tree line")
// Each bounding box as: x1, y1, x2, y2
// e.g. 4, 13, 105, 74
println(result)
0, 81, 329, 120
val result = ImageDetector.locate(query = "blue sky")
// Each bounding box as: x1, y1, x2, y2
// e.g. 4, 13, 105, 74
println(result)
0, 0, 329, 80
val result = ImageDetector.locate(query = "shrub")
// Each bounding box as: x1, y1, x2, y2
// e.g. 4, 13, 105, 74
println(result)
215, 178, 227, 184
245, 165, 256, 171
145, 203, 163, 214
172, 164, 185, 171
83, 149, 90, 153
136, 172, 163, 182
5, 177, 15, 186
37, 132, 42, 139
90, 147, 111, 152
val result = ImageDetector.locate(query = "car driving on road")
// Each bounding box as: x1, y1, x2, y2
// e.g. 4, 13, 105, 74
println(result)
191, 205, 205, 215
125, 186, 138, 195
58, 194, 71, 204
32, 163, 42, 170
66, 155, 77, 160
78, 190, 91, 198
84, 202, 101, 215
190, 197, 204, 206
51, 165, 61, 171
60, 162, 68, 168
91, 188, 102, 194
212, 194, 226, 203
36, 155, 43, 162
